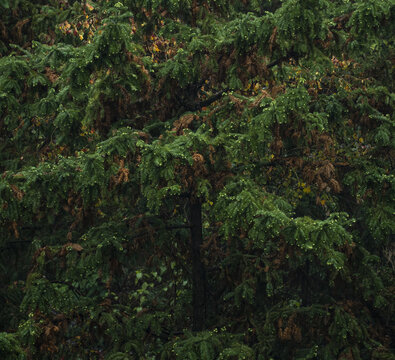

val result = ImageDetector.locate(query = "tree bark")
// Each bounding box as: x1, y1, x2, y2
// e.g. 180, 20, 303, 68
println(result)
189, 198, 207, 331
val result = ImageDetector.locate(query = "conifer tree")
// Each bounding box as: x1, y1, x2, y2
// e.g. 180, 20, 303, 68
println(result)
0, 0, 394, 359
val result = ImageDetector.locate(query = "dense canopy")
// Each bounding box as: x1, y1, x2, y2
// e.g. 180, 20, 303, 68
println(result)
0, 0, 394, 359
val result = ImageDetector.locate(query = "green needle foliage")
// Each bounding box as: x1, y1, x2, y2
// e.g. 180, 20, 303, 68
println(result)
0, 0, 394, 359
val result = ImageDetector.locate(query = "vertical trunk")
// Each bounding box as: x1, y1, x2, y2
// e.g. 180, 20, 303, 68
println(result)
301, 262, 311, 306
189, 199, 206, 331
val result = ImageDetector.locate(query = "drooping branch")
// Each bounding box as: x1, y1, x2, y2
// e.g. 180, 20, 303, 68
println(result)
187, 88, 229, 111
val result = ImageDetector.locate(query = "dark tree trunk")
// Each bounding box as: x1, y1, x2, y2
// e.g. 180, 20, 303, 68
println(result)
189, 198, 207, 331
301, 262, 311, 306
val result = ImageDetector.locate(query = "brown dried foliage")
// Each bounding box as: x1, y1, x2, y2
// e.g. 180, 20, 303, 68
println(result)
228, 94, 246, 115
172, 113, 197, 135
269, 27, 277, 54
14, 18, 30, 42
192, 153, 207, 177
249, 90, 272, 108
45, 67, 59, 84
10, 184, 24, 200
303, 160, 341, 193
59, 243, 83, 257
111, 159, 130, 186
278, 313, 302, 342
